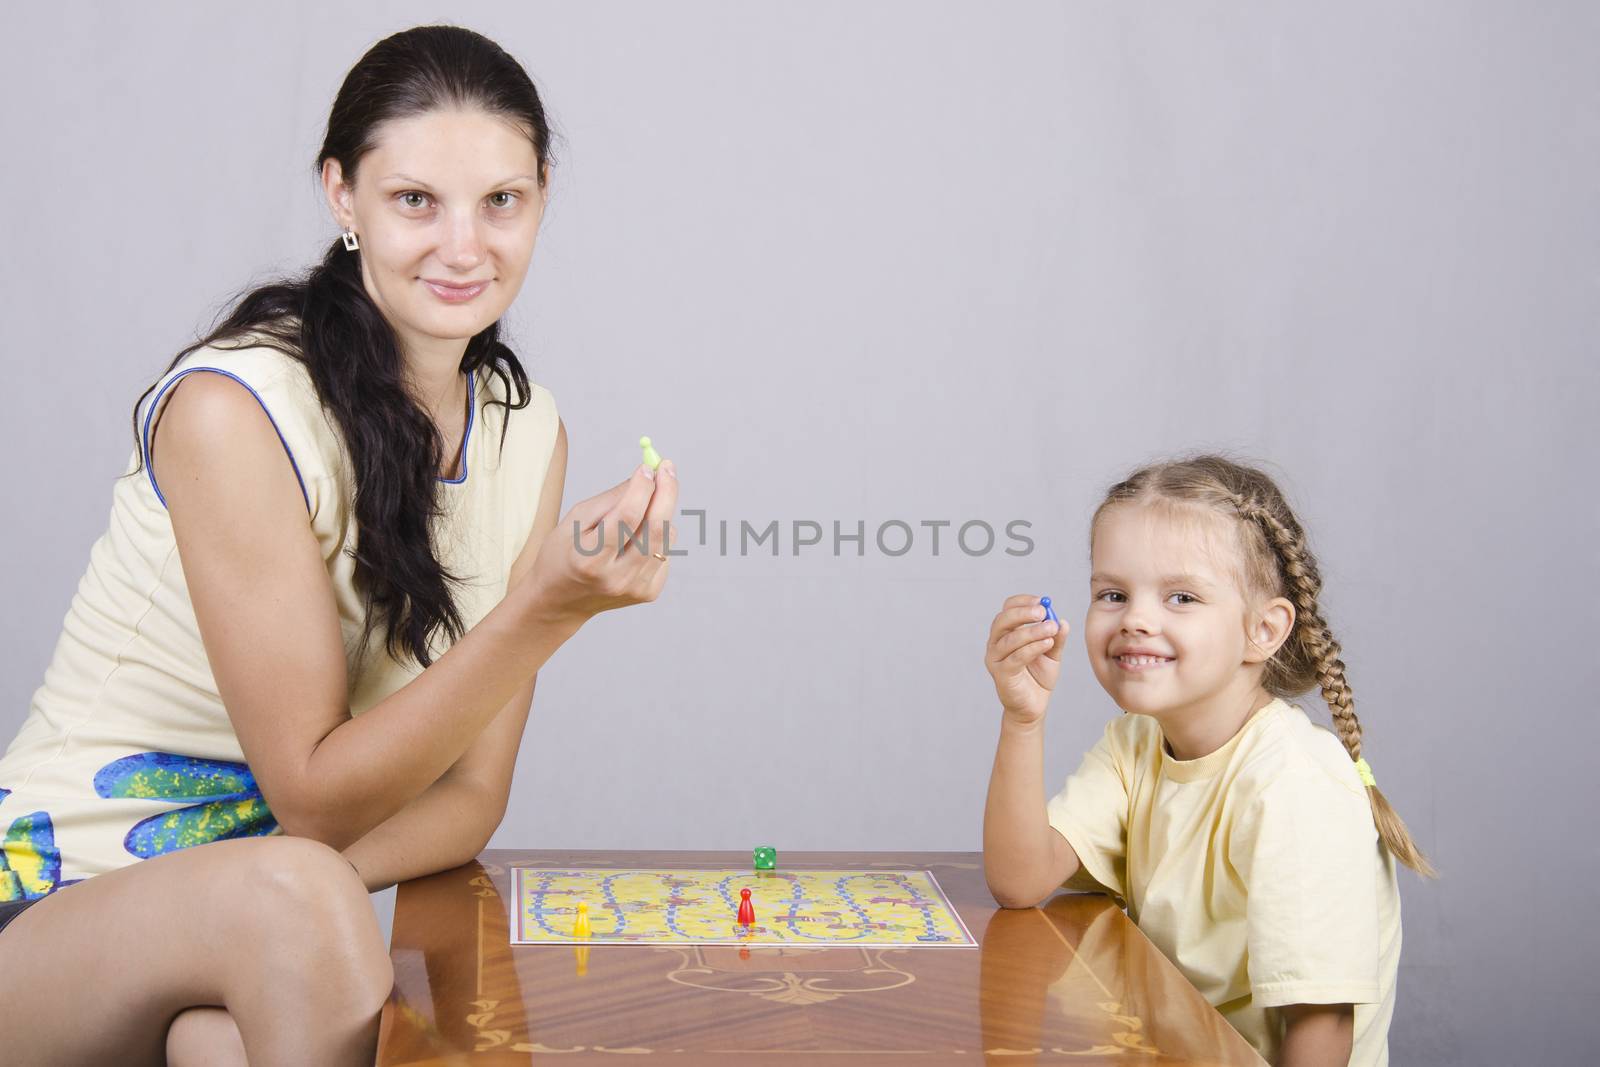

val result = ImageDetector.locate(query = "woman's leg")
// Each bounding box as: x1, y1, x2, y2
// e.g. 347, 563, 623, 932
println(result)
0, 835, 392, 1066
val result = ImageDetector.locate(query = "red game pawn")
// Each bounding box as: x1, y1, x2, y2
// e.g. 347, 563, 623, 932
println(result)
737, 887, 755, 927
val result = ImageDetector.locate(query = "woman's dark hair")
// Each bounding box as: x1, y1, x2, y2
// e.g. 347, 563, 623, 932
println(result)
130, 25, 555, 669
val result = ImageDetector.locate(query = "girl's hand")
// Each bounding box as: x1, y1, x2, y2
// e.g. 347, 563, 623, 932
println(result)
523, 460, 679, 625
984, 594, 1068, 726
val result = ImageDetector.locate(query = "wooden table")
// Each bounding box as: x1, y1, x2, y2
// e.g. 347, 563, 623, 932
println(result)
377, 850, 1264, 1065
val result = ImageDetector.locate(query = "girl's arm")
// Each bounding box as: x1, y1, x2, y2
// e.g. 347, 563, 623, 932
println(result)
982, 594, 1078, 907
1277, 1003, 1354, 1067
154, 375, 672, 851
342, 423, 568, 889
983, 717, 1080, 907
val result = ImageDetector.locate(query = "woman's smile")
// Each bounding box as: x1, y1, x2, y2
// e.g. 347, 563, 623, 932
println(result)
422, 278, 490, 303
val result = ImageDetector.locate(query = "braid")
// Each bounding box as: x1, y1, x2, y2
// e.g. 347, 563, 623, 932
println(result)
1093, 454, 1437, 877
1238, 492, 1437, 878
1236, 500, 1362, 757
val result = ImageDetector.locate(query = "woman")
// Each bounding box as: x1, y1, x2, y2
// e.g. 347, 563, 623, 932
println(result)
0, 25, 674, 1065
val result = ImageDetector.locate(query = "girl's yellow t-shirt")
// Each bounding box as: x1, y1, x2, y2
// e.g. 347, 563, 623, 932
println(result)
1047, 698, 1402, 1067
0, 340, 560, 900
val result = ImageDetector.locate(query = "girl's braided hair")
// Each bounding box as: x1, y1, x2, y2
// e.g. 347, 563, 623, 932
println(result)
1094, 454, 1435, 877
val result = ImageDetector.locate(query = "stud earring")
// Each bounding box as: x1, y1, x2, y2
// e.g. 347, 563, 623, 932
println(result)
340, 229, 360, 252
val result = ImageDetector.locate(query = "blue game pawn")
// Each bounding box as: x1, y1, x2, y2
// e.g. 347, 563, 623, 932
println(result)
1040, 596, 1059, 625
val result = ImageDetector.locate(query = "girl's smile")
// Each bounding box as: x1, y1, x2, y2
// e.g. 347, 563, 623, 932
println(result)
1114, 650, 1176, 672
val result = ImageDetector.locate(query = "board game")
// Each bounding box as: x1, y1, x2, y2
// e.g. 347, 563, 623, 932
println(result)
511, 867, 977, 948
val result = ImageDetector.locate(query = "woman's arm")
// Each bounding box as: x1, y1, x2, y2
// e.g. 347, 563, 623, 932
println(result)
1277, 1003, 1353, 1067
340, 672, 535, 892
342, 420, 568, 889
341, 765, 509, 891
154, 375, 669, 850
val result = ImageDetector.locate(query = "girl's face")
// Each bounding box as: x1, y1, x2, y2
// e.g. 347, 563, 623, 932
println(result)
1085, 504, 1282, 721
322, 108, 548, 359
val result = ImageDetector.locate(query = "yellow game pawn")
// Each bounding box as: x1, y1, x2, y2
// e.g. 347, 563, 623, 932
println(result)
639, 436, 662, 471
573, 901, 592, 939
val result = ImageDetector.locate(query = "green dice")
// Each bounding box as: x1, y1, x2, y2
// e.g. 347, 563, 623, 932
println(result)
753, 846, 776, 870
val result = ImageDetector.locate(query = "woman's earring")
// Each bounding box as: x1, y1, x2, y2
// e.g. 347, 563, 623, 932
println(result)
340, 229, 360, 252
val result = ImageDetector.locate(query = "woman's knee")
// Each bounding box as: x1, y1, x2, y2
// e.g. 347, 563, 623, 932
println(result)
230, 838, 363, 921
226, 838, 392, 1001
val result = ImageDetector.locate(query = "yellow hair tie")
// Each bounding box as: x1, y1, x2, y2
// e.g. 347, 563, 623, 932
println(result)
1354, 757, 1376, 788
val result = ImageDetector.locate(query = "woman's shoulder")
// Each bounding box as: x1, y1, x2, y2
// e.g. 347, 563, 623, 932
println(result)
163, 330, 315, 402
145, 328, 345, 491
477, 358, 557, 414
474, 359, 561, 471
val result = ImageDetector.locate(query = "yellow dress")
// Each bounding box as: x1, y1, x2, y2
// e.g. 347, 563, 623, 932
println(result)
0, 341, 560, 899
1047, 699, 1402, 1066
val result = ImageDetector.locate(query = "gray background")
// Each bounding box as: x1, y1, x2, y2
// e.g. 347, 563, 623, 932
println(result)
3, 2, 1595, 1063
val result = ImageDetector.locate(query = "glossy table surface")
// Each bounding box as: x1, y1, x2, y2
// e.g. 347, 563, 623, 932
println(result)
377, 850, 1265, 1065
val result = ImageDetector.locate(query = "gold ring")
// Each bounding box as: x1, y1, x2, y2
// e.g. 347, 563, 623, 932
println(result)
652, 552, 668, 562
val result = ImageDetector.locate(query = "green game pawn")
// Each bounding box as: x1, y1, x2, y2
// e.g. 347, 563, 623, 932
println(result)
639, 436, 662, 471
753, 846, 776, 871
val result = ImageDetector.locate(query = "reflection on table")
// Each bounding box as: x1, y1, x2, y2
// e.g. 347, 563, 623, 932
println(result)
378, 850, 1263, 1065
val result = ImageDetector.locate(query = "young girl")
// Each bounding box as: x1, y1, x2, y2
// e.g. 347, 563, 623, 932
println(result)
983, 455, 1432, 1067
0, 26, 677, 1065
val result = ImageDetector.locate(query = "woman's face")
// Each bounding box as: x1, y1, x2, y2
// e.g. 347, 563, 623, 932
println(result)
322, 108, 547, 358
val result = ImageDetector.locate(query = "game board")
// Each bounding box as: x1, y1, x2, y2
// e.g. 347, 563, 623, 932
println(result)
510, 867, 977, 948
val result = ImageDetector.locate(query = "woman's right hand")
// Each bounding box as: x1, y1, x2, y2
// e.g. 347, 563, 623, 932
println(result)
984, 594, 1068, 726
522, 459, 680, 625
